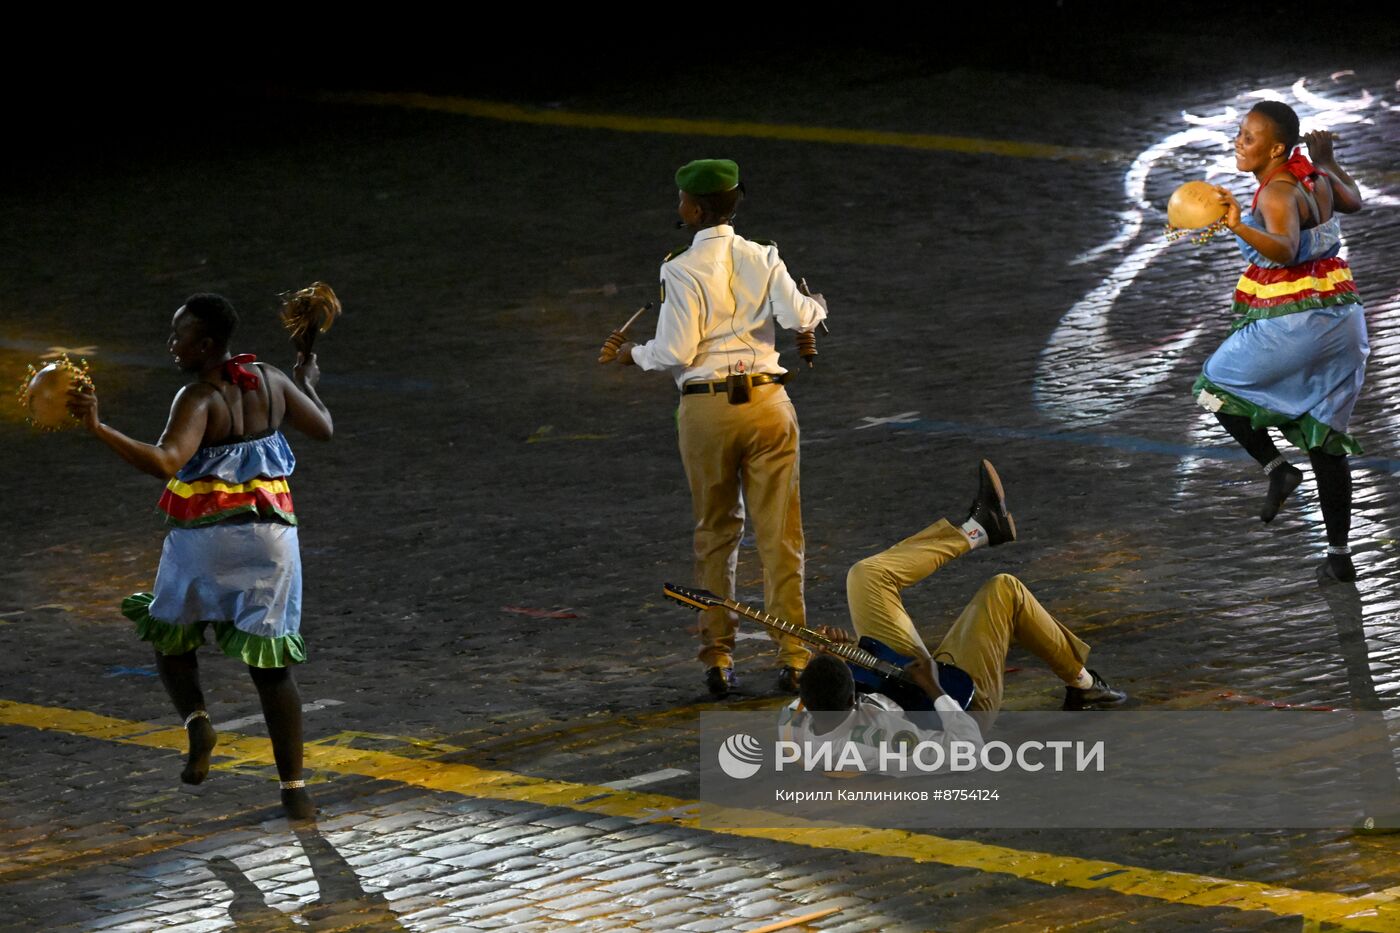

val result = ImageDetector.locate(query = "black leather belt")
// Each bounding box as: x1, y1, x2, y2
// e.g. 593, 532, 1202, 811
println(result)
681, 373, 788, 395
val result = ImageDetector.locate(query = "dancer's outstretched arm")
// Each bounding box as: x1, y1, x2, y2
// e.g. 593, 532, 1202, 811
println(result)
68, 383, 209, 479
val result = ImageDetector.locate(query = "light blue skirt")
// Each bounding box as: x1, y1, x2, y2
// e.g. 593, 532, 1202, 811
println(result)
1200, 304, 1369, 450
124, 522, 306, 667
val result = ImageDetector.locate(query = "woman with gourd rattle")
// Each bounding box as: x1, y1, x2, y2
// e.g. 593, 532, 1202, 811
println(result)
1190, 101, 1368, 583
66, 286, 339, 818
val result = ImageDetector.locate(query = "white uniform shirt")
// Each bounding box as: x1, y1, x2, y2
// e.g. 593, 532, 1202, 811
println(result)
630, 225, 828, 387
778, 693, 984, 779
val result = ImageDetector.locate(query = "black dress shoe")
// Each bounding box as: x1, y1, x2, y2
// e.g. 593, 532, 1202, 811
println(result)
965, 459, 1016, 547
706, 666, 736, 698
1062, 670, 1127, 710
776, 667, 803, 695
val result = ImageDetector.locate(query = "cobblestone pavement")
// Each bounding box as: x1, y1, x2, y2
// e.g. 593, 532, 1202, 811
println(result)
3, 22, 1400, 933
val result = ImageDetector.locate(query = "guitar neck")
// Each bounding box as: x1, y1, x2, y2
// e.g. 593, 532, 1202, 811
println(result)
719, 598, 906, 680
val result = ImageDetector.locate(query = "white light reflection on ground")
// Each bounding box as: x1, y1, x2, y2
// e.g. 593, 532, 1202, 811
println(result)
83, 798, 892, 932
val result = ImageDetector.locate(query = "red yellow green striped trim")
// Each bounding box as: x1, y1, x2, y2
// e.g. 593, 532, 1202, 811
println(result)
160, 503, 298, 529
1230, 257, 1360, 319
164, 477, 290, 498
160, 488, 295, 520
1227, 292, 1363, 333
158, 476, 296, 527
1234, 256, 1352, 296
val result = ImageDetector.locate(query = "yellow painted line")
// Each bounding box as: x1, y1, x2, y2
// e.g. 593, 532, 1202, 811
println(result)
3, 699, 1399, 932
289, 90, 1126, 165
445, 694, 783, 761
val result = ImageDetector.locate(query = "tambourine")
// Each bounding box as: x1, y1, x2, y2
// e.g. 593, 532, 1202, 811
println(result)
1165, 181, 1231, 244
17, 355, 93, 430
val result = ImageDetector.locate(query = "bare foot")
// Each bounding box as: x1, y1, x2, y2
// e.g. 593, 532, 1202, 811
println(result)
1317, 554, 1357, 584
181, 715, 217, 785
1261, 464, 1303, 523
280, 785, 316, 820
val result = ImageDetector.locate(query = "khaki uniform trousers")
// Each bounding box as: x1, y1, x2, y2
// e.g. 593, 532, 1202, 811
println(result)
845, 519, 1089, 723
678, 382, 809, 671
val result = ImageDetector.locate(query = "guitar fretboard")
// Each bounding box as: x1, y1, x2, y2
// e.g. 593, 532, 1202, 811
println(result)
722, 598, 903, 679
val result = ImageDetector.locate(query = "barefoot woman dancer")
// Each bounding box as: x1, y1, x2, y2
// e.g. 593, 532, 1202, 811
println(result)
1194, 101, 1368, 582
68, 293, 333, 818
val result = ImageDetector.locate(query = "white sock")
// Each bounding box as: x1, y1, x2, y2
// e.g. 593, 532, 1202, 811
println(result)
960, 518, 988, 550
1070, 668, 1094, 690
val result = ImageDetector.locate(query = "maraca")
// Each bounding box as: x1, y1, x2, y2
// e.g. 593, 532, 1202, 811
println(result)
17, 355, 93, 430
1165, 180, 1231, 244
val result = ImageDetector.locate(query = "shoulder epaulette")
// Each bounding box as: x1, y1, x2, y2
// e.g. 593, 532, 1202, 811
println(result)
748, 238, 777, 248
663, 245, 689, 263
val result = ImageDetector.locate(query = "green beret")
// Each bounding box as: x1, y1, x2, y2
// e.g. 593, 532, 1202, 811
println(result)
675, 159, 740, 195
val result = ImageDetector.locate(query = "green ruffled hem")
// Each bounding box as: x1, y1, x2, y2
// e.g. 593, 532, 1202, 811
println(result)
1192, 375, 1363, 456
121, 593, 307, 668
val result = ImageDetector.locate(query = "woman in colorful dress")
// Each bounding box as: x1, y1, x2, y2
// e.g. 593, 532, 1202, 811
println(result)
1194, 101, 1368, 582
68, 293, 333, 818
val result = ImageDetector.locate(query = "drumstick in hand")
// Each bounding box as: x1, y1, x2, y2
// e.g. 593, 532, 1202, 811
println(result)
795, 278, 828, 368
599, 302, 654, 362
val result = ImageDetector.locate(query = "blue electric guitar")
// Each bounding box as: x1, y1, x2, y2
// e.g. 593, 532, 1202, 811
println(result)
663, 583, 975, 711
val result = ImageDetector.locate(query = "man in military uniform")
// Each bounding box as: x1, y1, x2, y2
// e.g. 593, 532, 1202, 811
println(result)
600, 158, 828, 696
